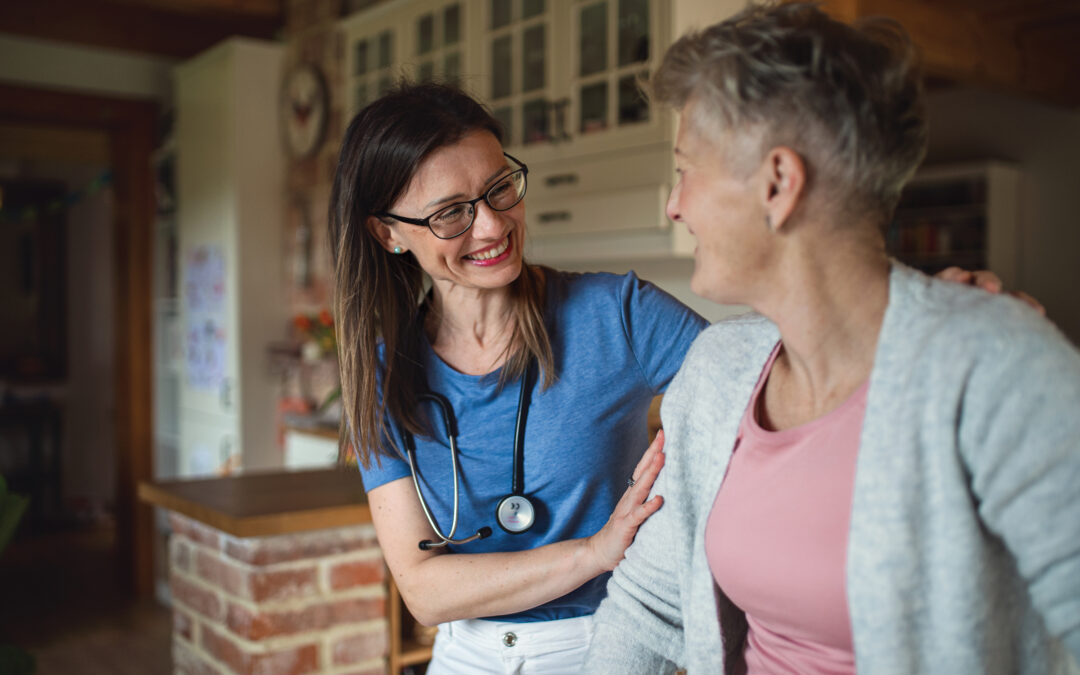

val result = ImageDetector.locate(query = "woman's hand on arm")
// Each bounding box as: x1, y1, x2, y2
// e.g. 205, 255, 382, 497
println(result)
367, 435, 665, 626
935, 266, 1045, 314
585, 429, 666, 572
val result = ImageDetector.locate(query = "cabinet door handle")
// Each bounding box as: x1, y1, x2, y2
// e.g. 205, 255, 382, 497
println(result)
538, 211, 572, 223
544, 173, 579, 187
219, 377, 233, 410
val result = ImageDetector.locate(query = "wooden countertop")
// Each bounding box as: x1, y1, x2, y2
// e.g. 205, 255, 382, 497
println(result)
138, 468, 371, 538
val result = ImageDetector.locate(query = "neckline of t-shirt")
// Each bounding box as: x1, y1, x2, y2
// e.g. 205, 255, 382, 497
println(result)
417, 267, 562, 388
419, 334, 506, 387
741, 344, 871, 446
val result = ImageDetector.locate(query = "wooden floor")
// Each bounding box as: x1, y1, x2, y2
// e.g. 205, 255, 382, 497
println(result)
0, 525, 172, 675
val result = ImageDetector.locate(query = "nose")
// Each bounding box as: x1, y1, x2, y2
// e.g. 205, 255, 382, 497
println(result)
471, 200, 505, 239
665, 180, 682, 223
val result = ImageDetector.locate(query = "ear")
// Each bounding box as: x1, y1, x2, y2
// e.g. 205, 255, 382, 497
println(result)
366, 215, 406, 254
761, 146, 805, 232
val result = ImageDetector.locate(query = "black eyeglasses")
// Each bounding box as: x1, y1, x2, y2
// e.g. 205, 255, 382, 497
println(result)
377, 153, 529, 240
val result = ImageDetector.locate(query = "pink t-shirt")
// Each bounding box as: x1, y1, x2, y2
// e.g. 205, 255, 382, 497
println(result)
705, 345, 867, 674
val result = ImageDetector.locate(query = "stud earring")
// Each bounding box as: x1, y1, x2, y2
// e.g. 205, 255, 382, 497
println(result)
393, 246, 403, 254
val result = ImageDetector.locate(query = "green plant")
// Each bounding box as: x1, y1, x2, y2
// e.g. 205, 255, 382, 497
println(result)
0, 474, 34, 675
0, 474, 28, 558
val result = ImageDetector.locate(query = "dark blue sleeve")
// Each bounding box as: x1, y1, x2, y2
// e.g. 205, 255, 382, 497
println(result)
618, 271, 708, 393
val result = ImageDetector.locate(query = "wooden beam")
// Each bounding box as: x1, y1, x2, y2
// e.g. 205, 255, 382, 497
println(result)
812, 0, 1080, 108
0, 0, 280, 59
105, 0, 282, 19
0, 124, 111, 165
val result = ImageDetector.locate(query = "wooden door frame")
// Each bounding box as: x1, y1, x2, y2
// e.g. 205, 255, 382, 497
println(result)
0, 82, 157, 596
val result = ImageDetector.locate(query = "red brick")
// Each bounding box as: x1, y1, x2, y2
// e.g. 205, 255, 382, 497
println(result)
172, 574, 223, 621
201, 624, 320, 675
332, 628, 389, 665
224, 527, 377, 566
199, 624, 247, 674
172, 537, 192, 572
171, 514, 222, 548
173, 639, 223, 675
328, 559, 384, 590
226, 597, 384, 641
171, 514, 223, 549
196, 548, 319, 602
330, 597, 385, 624
174, 608, 195, 642
248, 644, 320, 675
251, 567, 318, 602
197, 550, 250, 597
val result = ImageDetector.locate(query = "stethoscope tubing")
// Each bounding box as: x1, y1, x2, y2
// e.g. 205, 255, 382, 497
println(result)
406, 362, 536, 550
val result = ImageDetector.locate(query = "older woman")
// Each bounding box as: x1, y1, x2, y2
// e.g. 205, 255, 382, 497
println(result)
328, 82, 707, 673
585, 4, 1080, 674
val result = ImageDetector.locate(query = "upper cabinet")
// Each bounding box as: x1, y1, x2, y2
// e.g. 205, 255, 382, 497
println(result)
477, 0, 670, 161
340, 0, 742, 263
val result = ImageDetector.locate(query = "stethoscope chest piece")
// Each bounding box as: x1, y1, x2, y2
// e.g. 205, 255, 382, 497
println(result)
496, 494, 535, 534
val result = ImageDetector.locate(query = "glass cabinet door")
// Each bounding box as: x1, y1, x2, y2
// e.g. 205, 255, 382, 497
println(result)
411, 1, 466, 85
571, 0, 653, 140
348, 26, 397, 116
484, 0, 554, 147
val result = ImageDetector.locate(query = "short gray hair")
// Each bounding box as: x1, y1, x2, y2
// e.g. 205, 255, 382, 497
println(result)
653, 2, 928, 219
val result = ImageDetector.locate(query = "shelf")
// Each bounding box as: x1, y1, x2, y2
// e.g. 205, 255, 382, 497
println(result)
398, 642, 434, 667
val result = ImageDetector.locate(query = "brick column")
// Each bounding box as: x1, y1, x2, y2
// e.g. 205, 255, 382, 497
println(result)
168, 514, 388, 675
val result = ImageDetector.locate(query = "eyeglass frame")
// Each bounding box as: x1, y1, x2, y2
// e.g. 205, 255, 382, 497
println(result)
376, 153, 529, 240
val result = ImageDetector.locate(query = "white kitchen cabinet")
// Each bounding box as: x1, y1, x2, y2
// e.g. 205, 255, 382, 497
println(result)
340, 0, 744, 263
174, 38, 286, 476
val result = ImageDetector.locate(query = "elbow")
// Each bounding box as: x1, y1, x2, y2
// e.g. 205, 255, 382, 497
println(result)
396, 581, 452, 627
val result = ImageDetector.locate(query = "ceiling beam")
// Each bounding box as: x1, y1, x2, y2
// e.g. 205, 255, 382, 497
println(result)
812, 0, 1079, 107
0, 0, 281, 60
103, 0, 282, 20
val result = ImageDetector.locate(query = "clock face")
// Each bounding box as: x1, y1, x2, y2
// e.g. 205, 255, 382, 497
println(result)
282, 64, 328, 158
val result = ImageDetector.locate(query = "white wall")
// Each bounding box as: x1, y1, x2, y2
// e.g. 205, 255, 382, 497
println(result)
555, 257, 747, 324
924, 87, 1080, 343
0, 32, 174, 103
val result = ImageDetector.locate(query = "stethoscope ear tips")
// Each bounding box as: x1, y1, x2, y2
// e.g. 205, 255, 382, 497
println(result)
478, 527, 493, 539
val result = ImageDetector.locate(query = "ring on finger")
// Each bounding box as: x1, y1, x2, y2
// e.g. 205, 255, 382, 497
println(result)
626, 477, 636, 488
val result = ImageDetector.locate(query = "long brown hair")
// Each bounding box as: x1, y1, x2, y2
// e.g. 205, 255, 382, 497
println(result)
328, 82, 555, 468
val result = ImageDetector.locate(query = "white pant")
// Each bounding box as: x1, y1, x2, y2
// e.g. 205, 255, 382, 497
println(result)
426, 614, 595, 675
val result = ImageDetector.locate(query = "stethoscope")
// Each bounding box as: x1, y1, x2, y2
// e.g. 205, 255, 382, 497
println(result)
405, 362, 537, 551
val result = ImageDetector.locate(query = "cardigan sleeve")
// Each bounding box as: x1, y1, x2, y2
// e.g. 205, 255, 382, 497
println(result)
583, 337, 710, 673
957, 308, 1080, 661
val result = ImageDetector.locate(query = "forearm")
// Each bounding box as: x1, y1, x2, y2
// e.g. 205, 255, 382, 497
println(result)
395, 537, 605, 625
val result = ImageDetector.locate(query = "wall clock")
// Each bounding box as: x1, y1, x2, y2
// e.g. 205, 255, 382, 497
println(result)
281, 63, 329, 158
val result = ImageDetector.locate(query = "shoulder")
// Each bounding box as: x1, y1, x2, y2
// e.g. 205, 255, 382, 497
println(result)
687, 312, 778, 367
666, 312, 777, 407
886, 264, 1078, 368
545, 267, 702, 321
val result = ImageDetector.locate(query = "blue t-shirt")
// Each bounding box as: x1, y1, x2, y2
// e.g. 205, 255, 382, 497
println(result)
360, 270, 707, 622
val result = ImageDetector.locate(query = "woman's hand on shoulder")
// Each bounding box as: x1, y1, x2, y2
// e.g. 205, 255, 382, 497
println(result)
585, 429, 666, 573
935, 266, 1045, 315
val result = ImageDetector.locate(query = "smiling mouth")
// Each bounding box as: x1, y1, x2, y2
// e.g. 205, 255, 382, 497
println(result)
464, 236, 510, 261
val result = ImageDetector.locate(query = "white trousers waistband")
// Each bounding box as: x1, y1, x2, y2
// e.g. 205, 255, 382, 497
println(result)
427, 614, 595, 674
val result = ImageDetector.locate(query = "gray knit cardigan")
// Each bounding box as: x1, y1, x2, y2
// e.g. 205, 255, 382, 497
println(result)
585, 264, 1080, 674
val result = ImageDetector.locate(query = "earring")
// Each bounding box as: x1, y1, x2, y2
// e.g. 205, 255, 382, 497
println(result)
764, 214, 773, 231
393, 246, 403, 254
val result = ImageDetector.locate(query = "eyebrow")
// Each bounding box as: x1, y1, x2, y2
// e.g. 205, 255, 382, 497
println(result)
422, 162, 512, 211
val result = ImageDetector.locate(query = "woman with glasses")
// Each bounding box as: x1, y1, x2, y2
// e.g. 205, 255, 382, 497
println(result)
328, 81, 708, 672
